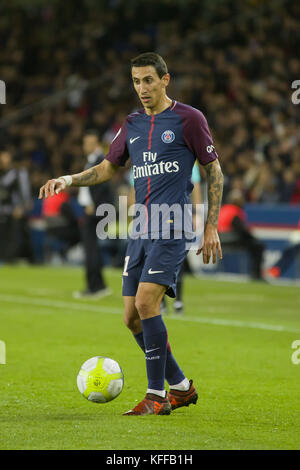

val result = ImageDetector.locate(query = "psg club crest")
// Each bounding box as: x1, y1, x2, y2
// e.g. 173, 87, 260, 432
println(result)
161, 130, 175, 144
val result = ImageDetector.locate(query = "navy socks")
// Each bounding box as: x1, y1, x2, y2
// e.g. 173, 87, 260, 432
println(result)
141, 315, 167, 391
135, 315, 185, 390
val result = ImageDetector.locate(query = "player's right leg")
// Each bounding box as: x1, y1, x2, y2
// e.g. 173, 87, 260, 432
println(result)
122, 238, 198, 412
123, 287, 191, 396
123, 296, 170, 415
123, 299, 197, 412
138, 237, 198, 411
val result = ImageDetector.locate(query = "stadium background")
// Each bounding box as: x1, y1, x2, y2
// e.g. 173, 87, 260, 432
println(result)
0, 0, 300, 452
0, 0, 299, 276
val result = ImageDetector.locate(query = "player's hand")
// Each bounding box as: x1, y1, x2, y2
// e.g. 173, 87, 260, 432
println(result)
38, 178, 67, 199
196, 223, 222, 264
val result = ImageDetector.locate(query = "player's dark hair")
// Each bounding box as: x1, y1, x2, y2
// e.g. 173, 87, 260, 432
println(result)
84, 129, 101, 141
131, 52, 168, 78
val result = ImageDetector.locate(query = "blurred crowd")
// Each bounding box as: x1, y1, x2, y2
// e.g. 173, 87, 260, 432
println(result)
0, 0, 299, 264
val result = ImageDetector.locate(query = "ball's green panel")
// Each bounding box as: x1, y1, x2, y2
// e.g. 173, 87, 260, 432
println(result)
77, 356, 124, 403
83, 357, 110, 400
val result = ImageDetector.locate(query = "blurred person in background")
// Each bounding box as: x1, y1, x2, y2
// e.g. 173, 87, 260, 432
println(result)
267, 218, 300, 279
218, 189, 265, 280
73, 129, 114, 299
0, 149, 33, 263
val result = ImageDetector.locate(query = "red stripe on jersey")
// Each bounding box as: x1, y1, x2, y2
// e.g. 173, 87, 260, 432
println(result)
148, 115, 155, 150
145, 177, 151, 206
143, 177, 151, 234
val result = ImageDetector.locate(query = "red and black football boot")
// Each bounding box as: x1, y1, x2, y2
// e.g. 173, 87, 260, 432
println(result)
167, 380, 198, 410
123, 393, 172, 416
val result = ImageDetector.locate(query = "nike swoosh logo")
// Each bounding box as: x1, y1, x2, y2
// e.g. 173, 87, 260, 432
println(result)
145, 347, 160, 353
148, 268, 164, 275
129, 136, 140, 144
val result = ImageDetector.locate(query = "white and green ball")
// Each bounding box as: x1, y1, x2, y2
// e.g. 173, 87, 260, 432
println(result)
77, 356, 124, 403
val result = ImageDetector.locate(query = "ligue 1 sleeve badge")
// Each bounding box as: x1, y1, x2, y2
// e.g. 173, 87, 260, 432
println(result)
161, 130, 175, 143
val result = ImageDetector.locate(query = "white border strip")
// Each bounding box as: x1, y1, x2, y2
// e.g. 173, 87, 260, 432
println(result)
252, 227, 296, 240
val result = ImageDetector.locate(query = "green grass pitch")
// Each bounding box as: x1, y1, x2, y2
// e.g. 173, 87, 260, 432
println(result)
0, 265, 299, 450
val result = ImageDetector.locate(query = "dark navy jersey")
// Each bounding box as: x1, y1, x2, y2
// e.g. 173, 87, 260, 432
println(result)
105, 100, 218, 237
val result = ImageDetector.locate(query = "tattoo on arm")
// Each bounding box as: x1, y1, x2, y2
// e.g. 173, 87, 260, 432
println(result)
70, 160, 118, 187
72, 167, 99, 187
205, 160, 224, 226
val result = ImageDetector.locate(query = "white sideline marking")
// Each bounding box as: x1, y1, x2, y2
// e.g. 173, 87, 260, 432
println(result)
0, 294, 122, 314
0, 340, 6, 364
167, 315, 300, 333
0, 293, 299, 334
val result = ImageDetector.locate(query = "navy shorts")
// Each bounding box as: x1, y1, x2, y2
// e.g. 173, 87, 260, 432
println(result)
122, 237, 188, 298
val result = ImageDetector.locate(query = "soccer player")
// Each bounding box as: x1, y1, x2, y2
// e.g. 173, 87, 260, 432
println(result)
39, 52, 224, 416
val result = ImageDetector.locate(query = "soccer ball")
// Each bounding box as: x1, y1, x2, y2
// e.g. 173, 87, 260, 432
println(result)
77, 356, 124, 403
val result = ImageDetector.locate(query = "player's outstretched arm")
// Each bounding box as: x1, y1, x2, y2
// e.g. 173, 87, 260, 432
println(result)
38, 159, 118, 199
197, 159, 224, 264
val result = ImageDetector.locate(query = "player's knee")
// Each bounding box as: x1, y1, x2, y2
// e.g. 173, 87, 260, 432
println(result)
135, 294, 152, 318
135, 285, 166, 318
